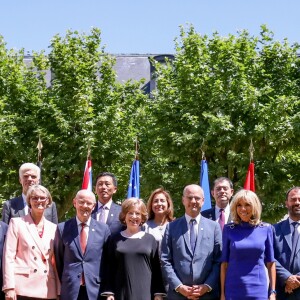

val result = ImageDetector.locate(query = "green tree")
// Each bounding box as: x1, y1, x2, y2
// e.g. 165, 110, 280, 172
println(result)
147, 25, 300, 221
0, 29, 148, 220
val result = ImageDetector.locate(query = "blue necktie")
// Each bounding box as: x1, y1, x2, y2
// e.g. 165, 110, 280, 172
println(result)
291, 222, 299, 272
190, 219, 197, 253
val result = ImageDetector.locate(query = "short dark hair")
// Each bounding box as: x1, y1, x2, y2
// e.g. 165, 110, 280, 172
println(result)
212, 177, 233, 189
95, 172, 117, 187
285, 186, 300, 201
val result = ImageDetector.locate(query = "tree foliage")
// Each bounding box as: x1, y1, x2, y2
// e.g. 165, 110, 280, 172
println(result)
0, 25, 299, 222
148, 25, 300, 221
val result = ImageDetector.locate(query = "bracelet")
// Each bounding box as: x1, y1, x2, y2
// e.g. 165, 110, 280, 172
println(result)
269, 289, 276, 295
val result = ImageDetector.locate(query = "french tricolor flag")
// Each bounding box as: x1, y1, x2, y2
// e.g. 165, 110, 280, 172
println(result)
82, 160, 92, 191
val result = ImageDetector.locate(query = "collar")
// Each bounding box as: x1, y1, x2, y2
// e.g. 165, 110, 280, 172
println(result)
22, 193, 27, 206
215, 204, 230, 214
185, 213, 201, 225
289, 218, 300, 225
98, 199, 112, 210
76, 216, 91, 227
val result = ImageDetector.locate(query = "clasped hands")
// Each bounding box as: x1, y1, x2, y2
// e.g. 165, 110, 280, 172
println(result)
177, 284, 209, 299
285, 275, 300, 294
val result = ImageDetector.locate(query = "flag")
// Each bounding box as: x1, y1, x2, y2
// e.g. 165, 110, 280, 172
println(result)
200, 159, 212, 211
127, 160, 140, 198
244, 162, 255, 192
82, 159, 92, 191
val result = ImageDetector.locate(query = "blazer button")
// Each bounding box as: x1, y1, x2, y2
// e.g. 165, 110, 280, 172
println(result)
32, 246, 35, 249
34, 257, 37, 260
34, 269, 37, 273
77, 274, 81, 278
44, 270, 47, 273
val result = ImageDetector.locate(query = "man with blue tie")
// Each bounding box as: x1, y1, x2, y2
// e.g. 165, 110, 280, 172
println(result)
273, 187, 300, 299
54, 189, 110, 300
92, 172, 123, 235
161, 184, 222, 300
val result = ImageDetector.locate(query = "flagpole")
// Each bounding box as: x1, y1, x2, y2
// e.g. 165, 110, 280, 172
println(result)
36, 136, 43, 184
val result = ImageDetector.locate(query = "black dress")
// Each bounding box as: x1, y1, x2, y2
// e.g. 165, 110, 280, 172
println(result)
106, 232, 165, 300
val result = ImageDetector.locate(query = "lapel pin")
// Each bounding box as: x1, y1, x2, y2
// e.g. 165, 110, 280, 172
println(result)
92, 229, 95, 232
201, 228, 204, 230
111, 214, 114, 217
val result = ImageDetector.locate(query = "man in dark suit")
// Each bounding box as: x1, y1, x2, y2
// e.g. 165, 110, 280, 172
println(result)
54, 189, 110, 300
273, 187, 300, 299
201, 177, 234, 227
161, 184, 222, 300
0, 221, 8, 300
92, 172, 123, 235
1, 163, 58, 224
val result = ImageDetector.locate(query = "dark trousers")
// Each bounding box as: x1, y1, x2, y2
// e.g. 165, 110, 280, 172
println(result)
77, 285, 89, 300
17, 296, 56, 300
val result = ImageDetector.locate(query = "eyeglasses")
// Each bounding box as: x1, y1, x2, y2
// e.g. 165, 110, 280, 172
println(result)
31, 196, 48, 202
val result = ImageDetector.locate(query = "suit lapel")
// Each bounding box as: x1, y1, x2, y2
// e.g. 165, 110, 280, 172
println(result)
181, 218, 193, 255
107, 203, 116, 226
282, 219, 292, 251
14, 196, 26, 217
194, 217, 204, 255
84, 219, 97, 257
24, 215, 49, 260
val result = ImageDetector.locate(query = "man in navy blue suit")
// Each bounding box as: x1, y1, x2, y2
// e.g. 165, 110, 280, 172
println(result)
92, 172, 123, 235
161, 184, 222, 300
54, 189, 110, 300
273, 187, 300, 299
201, 177, 233, 226
2, 163, 58, 224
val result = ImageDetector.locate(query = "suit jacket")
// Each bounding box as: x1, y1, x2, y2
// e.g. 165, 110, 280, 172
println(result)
2, 214, 59, 298
0, 221, 8, 300
161, 215, 222, 300
273, 219, 300, 300
54, 217, 110, 300
91, 201, 124, 235
201, 206, 232, 223
2, 196, 58, 225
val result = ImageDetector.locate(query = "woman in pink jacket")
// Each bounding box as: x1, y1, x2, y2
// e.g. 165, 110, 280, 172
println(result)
2, 185, 60, 300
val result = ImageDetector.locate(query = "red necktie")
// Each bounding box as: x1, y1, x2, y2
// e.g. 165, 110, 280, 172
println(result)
80, 223, 87, 285
219, 209, 225, 231
80, 223, 87, 254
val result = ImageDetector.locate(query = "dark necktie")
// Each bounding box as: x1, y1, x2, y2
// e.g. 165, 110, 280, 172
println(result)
190, 219, 197, 253
80, 223, 87, 254
292, 222, 299, 250
219, 209, 225, 231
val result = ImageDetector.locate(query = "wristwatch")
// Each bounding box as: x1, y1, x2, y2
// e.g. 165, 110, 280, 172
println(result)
269, 289, 276, 295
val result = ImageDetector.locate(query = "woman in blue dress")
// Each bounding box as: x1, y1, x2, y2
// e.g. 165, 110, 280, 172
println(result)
220, 189, 276, 300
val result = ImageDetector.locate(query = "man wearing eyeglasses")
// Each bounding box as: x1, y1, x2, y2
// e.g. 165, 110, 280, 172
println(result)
201, 177, 234, 229
54, 189, 111, 300
1, 162, 58, 224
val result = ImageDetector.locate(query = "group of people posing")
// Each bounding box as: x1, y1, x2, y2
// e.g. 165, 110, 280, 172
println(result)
0, 163, 299, 300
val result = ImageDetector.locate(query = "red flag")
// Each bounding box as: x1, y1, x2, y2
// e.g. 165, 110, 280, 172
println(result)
82, 160, 92, 191
244, 162, 255, 192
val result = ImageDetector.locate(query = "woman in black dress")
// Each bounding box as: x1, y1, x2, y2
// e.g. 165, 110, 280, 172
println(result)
103, 198, 165, 300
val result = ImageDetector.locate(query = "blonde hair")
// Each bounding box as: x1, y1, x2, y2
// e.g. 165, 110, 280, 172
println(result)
26, 184, 52, 208
119, 198, 148, 225
230, 189, 262, 225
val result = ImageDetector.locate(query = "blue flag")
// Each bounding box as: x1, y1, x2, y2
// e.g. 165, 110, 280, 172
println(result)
127, 160, 140, 198
200, 159, 212, 211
